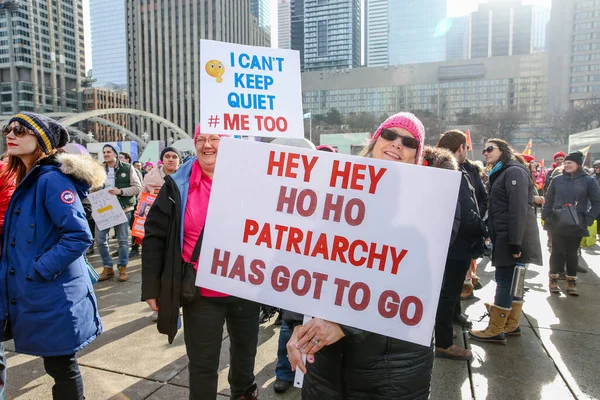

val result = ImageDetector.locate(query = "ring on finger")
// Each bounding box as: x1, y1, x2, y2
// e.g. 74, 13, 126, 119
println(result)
312, 338, 319, 345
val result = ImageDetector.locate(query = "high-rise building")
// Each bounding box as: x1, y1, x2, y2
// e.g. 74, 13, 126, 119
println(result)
365, 0, 389, 66
251, 0, 271, 47
304, 0, 361, 71
446, 16, 469, 61
548, 0, 600, 113
388, 0, 447, 65
90, 0, 127, 86
126, 0, 268, 140
469, 1, 550, 59
0, 0, 86, 115
83, 87, 128, 142
278, 0, 292, 49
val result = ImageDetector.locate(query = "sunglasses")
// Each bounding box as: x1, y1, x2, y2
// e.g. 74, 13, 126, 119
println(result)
2, 125, 31, 138
482, 145, 499, 155
379, 129, 419, 149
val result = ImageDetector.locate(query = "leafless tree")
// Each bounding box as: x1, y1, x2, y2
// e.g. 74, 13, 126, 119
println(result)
473, 107, 525, 142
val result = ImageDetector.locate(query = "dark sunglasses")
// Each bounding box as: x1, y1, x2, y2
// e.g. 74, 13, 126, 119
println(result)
2, 125, 30, 138
482, 145, 499, 155
379, 129, 419, 149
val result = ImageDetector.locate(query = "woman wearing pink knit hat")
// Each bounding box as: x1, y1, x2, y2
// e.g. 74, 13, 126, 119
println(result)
285, 112, 434, 400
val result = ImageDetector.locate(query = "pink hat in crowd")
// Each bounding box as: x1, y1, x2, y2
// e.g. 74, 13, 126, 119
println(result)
372, 112, 425, 164
316, 144, 337, 152
194, 123, 231, 141
145, 161, 156, 168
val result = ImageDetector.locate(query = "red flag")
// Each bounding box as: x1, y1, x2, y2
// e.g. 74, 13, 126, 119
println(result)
465, 130, 473, 150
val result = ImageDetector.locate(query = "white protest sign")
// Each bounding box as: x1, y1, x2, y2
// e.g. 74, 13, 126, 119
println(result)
88, 189, 128, 231
199, 40, 303, 139
196, 140, 461, 346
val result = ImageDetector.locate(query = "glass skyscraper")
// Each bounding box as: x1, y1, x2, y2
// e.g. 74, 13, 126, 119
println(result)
304, 0, 361, 71
251, 0, 272, 47
387, 0, 447, 65
90, 0, 127, 86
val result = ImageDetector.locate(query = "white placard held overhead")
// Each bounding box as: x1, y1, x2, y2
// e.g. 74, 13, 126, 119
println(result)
88, 189, 129, 231
199, 40, 303, 139
196, 139, 461, 347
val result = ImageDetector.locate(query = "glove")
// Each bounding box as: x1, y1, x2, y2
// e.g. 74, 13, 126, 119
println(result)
509, 244, 522, 255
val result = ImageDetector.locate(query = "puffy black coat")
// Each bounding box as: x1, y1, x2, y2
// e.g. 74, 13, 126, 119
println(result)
462, 160, 489, 219
487, 161, 543, 267
284, 311, 433, 400
542, 170, 600, 237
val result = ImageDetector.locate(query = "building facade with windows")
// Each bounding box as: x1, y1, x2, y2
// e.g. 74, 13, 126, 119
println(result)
278, 0, 291, 49
365, 0, 389, 66
90, 0, 127, 86
251, 0, 271, 47
303, 0, 361, 71
548, 0, 600, 113
83, 87, 128, 142
446, 16, 469, 61
0, 0, 86, 115
126, 0, 268, 140
302, 53, 548, 125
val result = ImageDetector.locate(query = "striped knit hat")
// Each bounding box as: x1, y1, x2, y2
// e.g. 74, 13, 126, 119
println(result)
9, 112, 69, 155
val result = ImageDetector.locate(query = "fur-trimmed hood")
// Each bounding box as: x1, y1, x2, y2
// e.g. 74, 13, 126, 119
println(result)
56, 153, 107, 190
421, 146, 459, 171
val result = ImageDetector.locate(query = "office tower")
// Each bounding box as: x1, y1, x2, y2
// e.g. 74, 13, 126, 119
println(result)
469, 0, 550, 59
0, 0, 86, 115
251, 0, 271, 47
446, 16, 469, 61
83, 87, 128, 142
304, 0, 361, 71
90, 0, 127, 86
548, 0, 600, 113
126, 0, 265, 139
365, 0, 388, 66
278, 0, 305, 70
387, 0, 447, 65
278, 0, 292, 49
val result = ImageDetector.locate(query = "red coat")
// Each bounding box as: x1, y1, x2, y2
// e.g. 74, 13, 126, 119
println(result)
0, 161, 16, 236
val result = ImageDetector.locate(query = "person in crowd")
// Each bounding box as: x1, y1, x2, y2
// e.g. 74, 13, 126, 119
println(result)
116, 152, 144, 258
469, 139, 542, 345
142, 126, 259, 400
0, 158, 15, 400
96, 144, 141, 282
544, 151, 566, 193
0, 113, 104, 399
133, 160, 143, 175
594, 160, 600, 237
433, 133, 485, 360
139, 146, 181, 322
285, 112, 434, 399
437, 130, 487, 317
144, 161, 155, 175
518, 154, 546, 212
542, 151, 600, 296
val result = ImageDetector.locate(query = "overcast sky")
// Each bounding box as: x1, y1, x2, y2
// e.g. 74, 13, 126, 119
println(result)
82, 0, 552, 72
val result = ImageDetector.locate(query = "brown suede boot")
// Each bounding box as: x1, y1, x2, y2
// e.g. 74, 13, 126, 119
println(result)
98, 267, 114, 282
469, 304, 510, 345
435, 344, 473, 360
504, 301, 523, 337
549, 274, 560, 293
567, 276, 579, 296
460, 282, 474, 300
118, 266, 128, 282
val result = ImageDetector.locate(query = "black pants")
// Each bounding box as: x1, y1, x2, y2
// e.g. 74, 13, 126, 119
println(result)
183, 296, 260, 400
43, 354, 84, 400
550, 233, 583, 277
435, 257, 471, 349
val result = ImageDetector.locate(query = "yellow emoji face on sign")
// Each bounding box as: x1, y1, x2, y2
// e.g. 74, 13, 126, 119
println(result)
205, 60, 225, 82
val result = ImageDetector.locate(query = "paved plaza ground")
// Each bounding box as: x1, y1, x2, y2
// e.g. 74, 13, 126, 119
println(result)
4, 226, 600, 399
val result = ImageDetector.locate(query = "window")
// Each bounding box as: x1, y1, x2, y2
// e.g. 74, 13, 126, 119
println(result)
317, 20, 328, 57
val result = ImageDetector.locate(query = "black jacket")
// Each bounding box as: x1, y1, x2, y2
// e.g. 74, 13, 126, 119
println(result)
487, 161, 543, 267
462, 160, 489, 219
141, 175, 184, 344
542, 170, 600, 237
283, 311, 432, 400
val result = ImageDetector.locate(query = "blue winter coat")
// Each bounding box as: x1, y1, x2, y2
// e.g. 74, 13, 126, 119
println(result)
0, 153, 106, 356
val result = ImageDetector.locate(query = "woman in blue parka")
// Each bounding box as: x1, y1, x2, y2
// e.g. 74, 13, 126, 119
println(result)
0, 113, 105, 399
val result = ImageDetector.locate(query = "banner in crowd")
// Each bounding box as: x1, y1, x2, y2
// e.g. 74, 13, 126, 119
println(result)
196, 140, 461, 346
88, 189, 128, 231
199, 40, 303, 139
132, 192, 157, 238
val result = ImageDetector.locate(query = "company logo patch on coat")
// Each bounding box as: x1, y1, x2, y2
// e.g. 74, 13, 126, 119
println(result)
60, 190, 76, 204
121, 173, 127, 178
511, 180, 517, 186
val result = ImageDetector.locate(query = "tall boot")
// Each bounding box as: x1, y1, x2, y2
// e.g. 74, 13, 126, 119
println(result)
469, 304, 510, 345
460, 281, 474, 300
504, 301, 523, 337
549, 274, 560, 293
567, 276, 579, 296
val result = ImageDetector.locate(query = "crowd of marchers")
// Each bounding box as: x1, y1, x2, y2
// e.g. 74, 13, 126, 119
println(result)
0, 111, 599, 400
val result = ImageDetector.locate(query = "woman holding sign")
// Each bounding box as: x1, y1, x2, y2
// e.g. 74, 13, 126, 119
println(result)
286, 112, 435, 399
142, 126, 260, 400
469, 139, 542, 344
0, 113, 104, 399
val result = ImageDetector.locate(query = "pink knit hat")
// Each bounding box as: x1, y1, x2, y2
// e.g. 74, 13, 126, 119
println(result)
194, 123, 231, 141
316, 144, 337, 152
372, 112, 425, 164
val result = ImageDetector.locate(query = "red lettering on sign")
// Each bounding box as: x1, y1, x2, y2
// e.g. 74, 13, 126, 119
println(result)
211, 248, 230, 277
378, 290, 400, 318
333, 278, 351, 306
242, 219, 259, 243
348, 282, 371, 311
272, 265, 290, 292
400, 296, 423, 326
291, 269, 311, 296
249, 259, 265, 285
